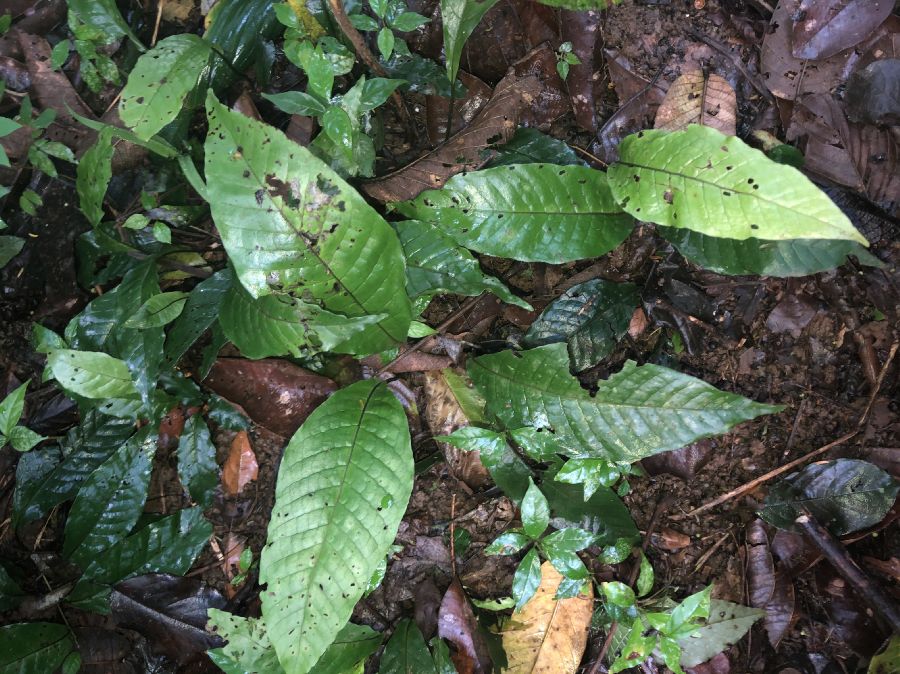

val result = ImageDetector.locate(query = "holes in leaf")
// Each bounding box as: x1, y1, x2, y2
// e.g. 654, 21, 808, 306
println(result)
632, 175, 640, 182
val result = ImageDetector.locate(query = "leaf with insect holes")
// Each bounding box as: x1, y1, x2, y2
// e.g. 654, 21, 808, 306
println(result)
47, 349, 140, 401
203, 94, 411, 354
259, 381, 412, 674
607, 126, 867, 245
119, 34, 211, 140
396, 164, 633, 263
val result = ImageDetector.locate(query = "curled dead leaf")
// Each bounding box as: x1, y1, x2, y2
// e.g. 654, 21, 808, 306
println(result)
437, 577, 492, 673
221, 431, 258, 496
650, 528, 691, 551
654, 69, 737, 136
501, 561, 593, 674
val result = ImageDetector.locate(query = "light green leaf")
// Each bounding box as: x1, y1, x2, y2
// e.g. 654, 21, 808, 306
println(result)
0, 623, 76, 673
119, 34, 211, 140
636, 551, 653, 598
601, 581, 635, 608
667, 585, 711, 636
659, 226, 882, 277
677, 599, 764, 668
469, 344, 782, 463
607, 126, 867, 245
204, 94, 411, 354
62, 427, 156, 567
393, 220, 530, 308
263, 91, 328, 117
7, 426, 45, 453
70, 111, 179, 158
68, 0, 144, 47
259, 380, 413, 674
47, 349, 140, 400
379, 619, 436, 674
322, 106, 355, 156
0, 117, 20, 137
0, 380, 28, 437
76, 127, 114, 226
440, 0, 500, 83
178, 415, 218, 508
377, 27, 395, 60
520, 478, 550, 539
395, 164, 633, 263
207, 611, 285, 674
124, 291, 189, 329
0, 235, 24, 267
486, 531, 530, 555
524, 279, 639, 371
554, 458, 621, 501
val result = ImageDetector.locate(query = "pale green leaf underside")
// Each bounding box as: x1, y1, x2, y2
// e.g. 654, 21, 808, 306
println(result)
260, 380, 413, 674
47, 349, 140, 400
608, 126, 867, 245
395, 164, 634, 263
119, 34, 211, 140
678, 599, 764, 668
469, 343, 782, 462
204, 94, 411, 354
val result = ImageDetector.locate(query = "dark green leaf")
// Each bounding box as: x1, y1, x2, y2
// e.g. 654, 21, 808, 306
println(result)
512, 548, 542, 610
163, 269, 232, 368
206, 394, 250, 430
63, 427, 156, 567
520, 479, 550, 539
76, 127, 114, 226
485, 128, 584, 168
359, 78, 405, 112
178, 415, 218, 508
393, 220, 529, 308
0, 235, 24, 267
390, 11, 429, 31
524, 279, 639, 371
440, 0, 500, 83
438, 427, 531, 502
203, 0, 280, 94
469, 343, 782, 462
508, 427, 563, 462
0, 623, 76, 673
309, 622, 382, 674
379, 619, 437, 674
760, 459, 899, 536
395, 165, 633, 263
555, 458, 623, 501
542, 528, 592, 580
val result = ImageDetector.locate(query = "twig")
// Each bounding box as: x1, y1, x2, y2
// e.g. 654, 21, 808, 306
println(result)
449, 493, 457, 578
686, 29, 774, 104
151, 0, 166, 47
795, 512, 900, 632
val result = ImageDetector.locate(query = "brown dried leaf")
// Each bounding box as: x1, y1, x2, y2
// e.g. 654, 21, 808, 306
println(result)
791, 0, 894, 61
501, 561, 593, 674
746, 519, 797, 648
426, 71, 492, 145
221, 431, 258, 496
203, 358, 337, 437
641, 439, 712, 482
654, 70, 737, 136
437, 577, 492, 674
650, 528, 691, 551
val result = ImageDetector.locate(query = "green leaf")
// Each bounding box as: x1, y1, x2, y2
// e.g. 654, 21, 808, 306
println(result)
440, 0, 500, 83
377, 27, 395, 60
395, 164, 633, 263
62, 427, 156, 567
607, 126, 868, 245
124, 291, 189, 329
0, 117, 20, 137
163, 269, 232, 368
524, 279, 639, 371
204, 94, 411, 354
554, 458, 622, 501
390, 11, 429, 31
219, 277, 385, 359
69, 507, 212, 610
8, 425, 45, 452
636, 551, 653, 598
203, 0, 280, 94
659, 226, 881, 277
533, 0, 612, 8
0, 380, 28, 437
512, 548, 542, 610
70, 111, 179, 158
119, 34, 211, 140
321, 106, 355, 156
0, 623, 76, 673
0, 235, 24, 267
677, 599, 764, 668
760, 459, 899, 537
68, 0, 144, 47
380, 619, 437, 674
76, 127, 114, 226
468, 343, 782, 463
542, 528, 593, 580
520, 478, 550, 539
47, 349, 140, 401
508, 427, 563, 462
393, 220, 530, 309
438, 427, 531, 502
13, 412, 135, 528
658, 637, 685, 674
485, 128, 584, 168
310, 622, 382, 674
486, 531, 530, 555
259, 380, 413, 674
601, 581, 635, 608
207, 611, 285, 674
263, 91, 328, 116
359, 78, 405, 112
350, 13, 380, 31
152, 221, 171, 243
666, 585, 711, 636
178, 415, 218, 508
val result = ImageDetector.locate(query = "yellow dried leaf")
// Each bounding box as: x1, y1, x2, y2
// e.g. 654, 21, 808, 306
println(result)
654, 70, 737, 136
501, 562, 593, 674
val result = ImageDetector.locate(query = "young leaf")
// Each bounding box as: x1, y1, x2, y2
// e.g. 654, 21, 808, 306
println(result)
521, 479, 550, 539
760, 459, 899, 536
393, 219, 530, 309
119, 34, 211, 140
204, 94, 412, 354
376, 27, 395, 60
607, 126, 868, 245
441, 0, 500, 84
259, 380, 413, 674
62, 427, 156, 567
124, 291, 190, 329
0, 380, 28, 437
47, 349, 140, 401
76, 126, 114, 226
469, 343, 782, 463
177, 415, 219, 508
395, 164, 633, 263
503, 561, 593, 674
0, 623, 76, 672
380, 619, 437, 674
555, 458, 622, 501
524, 279, 639, 371
636, 551, 654, 598
677, 599, 764, 668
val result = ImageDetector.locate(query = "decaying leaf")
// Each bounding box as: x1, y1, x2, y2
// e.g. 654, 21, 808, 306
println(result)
746, 520, 795, 648
426, 71, 492, 144
221, 431, 258, 496
791, 0, 895, 61
654, 70, 737, 136
437, 577, 492, 673
501, 561, 593, 674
